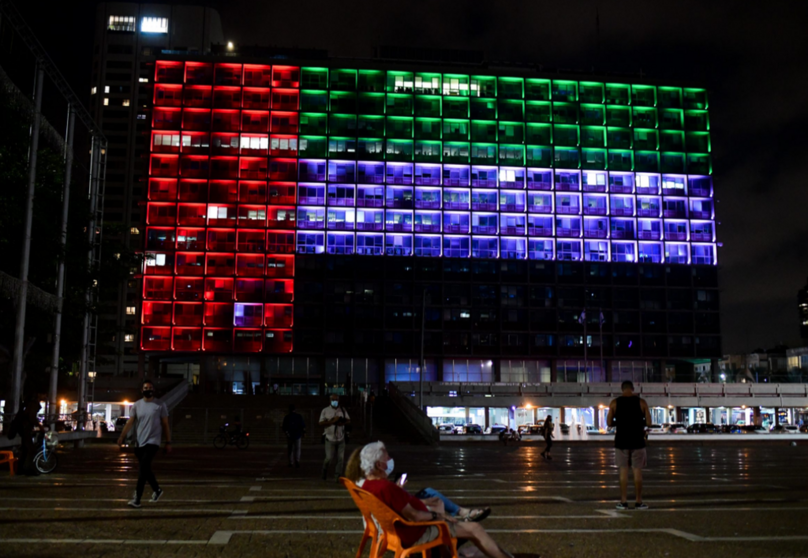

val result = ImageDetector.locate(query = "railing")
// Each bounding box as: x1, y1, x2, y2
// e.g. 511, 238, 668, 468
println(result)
387, 383, 440, 445
161, 380, 190, 412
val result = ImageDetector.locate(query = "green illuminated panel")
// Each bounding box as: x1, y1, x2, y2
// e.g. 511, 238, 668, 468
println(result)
607, 127, 632, 149
414, 72, 441, 95
498, 100, 524, 121
687, 153, 711, 174
471, 75, 496, 97
660, 109, 684, 130
299, 136, 326, 157
632, 107, 657, 128
498, 121, 524, 143
358, 115, 384, 135
631, 85, 657, 107
526, 101, 552, 123
608, 149, 633, 171
386, 139, 414, 161
660, 130, 684, 151
526, 123, 552, 144
358, 70, 384, 92
661, 152, 685, 173
684, 88, 708, 109
357, 138, 384, 160
329, 114, 357, 135
471, 142, 497, 164
443, 141, 470, 163
685, 131, 710, 153
443, 119, 469, 141
328, 136, 355, 157
526, 79, 551, 101
685, 110, 710, 131
386, 71, 414, 93
605, 83, 630, 105
580, 82, 605, 104
301, 67, 328, 89
582, 148, 606, 170
554, 147, 580, 169
386, 116, 414, 139
526, 145, 552, 166
471, 120, 497, 142
581, 126, 606, 148
499, 144, 525, 165
415, 117, 441, 140
358, 93, 385, 115
300, 90, 328, 111
552, 80, 578, 102
581, 104, 605, 125
659, 86, 682, 109
552, 102, 578, 124
471, 98, 497, 119
553, 124, 579, 147
635, 151, 659, 172
299, 112, 327, 134
606, 106, 631, 127
633, 128, 658, 150
443, 74, 470, 96
415, 95, 441, 117
498, 77, 524, 99
386, 94, 414, 116
415, 140, 442, 162
330, 68, 357, 91
443, 97, 469, 118
329, 91, 356, 113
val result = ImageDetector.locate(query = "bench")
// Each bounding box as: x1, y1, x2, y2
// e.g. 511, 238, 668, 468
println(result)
0, 450, 17, 476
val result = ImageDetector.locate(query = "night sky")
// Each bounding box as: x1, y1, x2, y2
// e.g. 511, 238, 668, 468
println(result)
11, 0, 808, 354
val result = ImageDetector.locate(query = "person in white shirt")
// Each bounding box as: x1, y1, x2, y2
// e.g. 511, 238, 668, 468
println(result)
117, 380, 172, 508
319, 393, 351, 481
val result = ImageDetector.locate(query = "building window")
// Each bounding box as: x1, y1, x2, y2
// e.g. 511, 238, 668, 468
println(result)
126, 306, 136, 315
103, 98, 109, 106
104, 86, 110, 94
91, 86, 97, 95
139, 77, 149, 83
130, 227, 140, 235
122, 99, 130, 107
124, 334, 134, 343
141, 17, 168, 34
108, 16, 136, 32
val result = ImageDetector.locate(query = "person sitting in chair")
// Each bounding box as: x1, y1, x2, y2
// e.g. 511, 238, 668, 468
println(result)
356, 441, 514, 558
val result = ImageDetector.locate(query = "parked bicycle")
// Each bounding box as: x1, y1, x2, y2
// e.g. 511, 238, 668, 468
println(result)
213, 424, 250, 449
34, 430, 59, 474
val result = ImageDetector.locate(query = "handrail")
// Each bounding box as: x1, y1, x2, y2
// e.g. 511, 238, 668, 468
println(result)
161, 381, 189, 412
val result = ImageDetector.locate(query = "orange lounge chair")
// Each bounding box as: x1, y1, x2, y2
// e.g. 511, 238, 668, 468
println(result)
341, 477, 458, 558
0, 450, 18, 476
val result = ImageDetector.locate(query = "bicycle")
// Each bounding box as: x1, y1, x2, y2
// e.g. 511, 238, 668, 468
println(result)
213, 425, 250, 450
34, 430, 59, 474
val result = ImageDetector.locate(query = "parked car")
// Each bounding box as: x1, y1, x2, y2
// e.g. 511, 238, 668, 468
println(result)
720, 424, 744, 434
686, 423, 717, 434
465, 424, 483, 435
485, 424, 508, 436
585, 425, 601, 434
770, 424, 799, 434
666, 423, 687, 434
518, 424, 543, 435
559, 423, 570, 434
113, 417, 129, 433
646, 424, 665, 435
438, 424, 455, 434
744, 425, 770, 434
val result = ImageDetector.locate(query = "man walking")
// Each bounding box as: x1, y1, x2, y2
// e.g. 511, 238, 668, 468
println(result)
607, 380, 652, 510
282, 404, 305, 468
117, 379, 172, 508
319, 393, 350, 481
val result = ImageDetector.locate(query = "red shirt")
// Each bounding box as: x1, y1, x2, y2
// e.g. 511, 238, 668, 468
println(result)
361, 479, 429, 547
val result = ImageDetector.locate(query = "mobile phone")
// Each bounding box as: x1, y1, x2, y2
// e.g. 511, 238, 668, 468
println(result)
398, 473, 408, 486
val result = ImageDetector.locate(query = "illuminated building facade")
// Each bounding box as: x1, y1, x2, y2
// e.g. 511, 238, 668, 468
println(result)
140, 58, 720, 390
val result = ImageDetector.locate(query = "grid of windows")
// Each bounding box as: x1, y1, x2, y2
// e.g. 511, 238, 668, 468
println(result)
144, 60, 717, 353
108, 16, 136, 32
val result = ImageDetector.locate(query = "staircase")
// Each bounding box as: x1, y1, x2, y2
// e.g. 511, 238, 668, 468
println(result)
367, 384, 439, 446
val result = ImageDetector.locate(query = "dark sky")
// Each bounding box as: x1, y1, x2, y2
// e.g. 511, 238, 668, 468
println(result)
11, 0, 808, 353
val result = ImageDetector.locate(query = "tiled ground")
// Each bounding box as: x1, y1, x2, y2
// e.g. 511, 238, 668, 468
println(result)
1, 441, 807, 557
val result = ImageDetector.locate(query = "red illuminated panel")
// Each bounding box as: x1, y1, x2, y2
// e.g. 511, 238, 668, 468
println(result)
267, 207, 295, 229
175, 252, 205, 276
243, 64, 272, 87
185, 62, 213, 85
172, 327, 202, 351
271, 66, 300, 88
204, 277, 234, 301
141, 327, 171, 351
180, 132, 210, 155
270, 112, 299, 134
205, 253, 235, 277
234, 329, 263, 352
207, 229, 236, 251
177, 203, 207, 226
144, 252, 173, 276
266, 255, 294, 278
204, 303, 233, 326
144, 277, 173, 300
209, 180, 238, 203
242, 87, 270, 109
271, 89, 299, 110
178, 180, 208, 202
268, 182, 296, 205
183, 85, 212, 108
153, 107, 182, 130
173, 302, 204, 326
264, 304, 293, 328
181, 108, 211, 130
154, 84, 183, 107
148, 178, 178, 201
179, 155, 209, 178
235, 278, 264, 302
155, 60, 183, 83
150, 154, 179, 177
174, 277, 204, 301
237, 230, 265, 252
214, 63, 242, 86
265, 279, 294, 303
264, 329, 293, 352
176, 227, 205, 250
142, 301, 173, 325
236, 254, 265, 277
203, 328, 232, 351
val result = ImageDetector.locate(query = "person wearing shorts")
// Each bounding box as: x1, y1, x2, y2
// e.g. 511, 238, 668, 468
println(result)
607, 380, 652, 510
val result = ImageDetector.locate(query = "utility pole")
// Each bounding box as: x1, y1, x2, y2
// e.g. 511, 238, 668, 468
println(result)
419, 286, 426, 410
48, 106, 75, 427
9, 63, 44, 418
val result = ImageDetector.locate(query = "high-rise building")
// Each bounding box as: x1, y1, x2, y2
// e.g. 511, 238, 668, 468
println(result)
90, 3, 224, 376
799, 278, 808, 342
138, 56, 720, 392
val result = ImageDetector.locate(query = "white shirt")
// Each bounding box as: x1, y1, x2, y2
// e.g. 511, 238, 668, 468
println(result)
131, 398, 168, 446
320, 405, 350, 443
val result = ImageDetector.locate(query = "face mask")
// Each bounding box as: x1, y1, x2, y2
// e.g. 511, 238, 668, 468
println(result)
330, 401, 338, 408
143, 390, 154, 398
385, 457, 395, 476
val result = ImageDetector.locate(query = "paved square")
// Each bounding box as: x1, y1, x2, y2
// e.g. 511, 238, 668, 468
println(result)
1, 441, 807, 557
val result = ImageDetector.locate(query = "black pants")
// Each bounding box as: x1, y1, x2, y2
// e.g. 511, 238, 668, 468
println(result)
135, 444, 160, 501
543, 437, 553, 453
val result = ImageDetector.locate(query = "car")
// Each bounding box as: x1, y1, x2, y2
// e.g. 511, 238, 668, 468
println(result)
453, 424, 466, 435
686, 423, 717, 434
720, 424, 744, 434
559, 423, 570, 434
518, 424, 542, 435
770, 424, 799, 434
666, 423, 687, 434
113, 417, 129, 432
646, 424, 665, 435
438, 424, 454, 434
744, 425, 770, 434
801, 424, 808, 433
485, 425, 508, 436
465, 424, 483, 435
585, 425, 601, 434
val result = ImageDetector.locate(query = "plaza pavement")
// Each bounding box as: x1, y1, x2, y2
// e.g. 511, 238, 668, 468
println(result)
1, 440, 807, 557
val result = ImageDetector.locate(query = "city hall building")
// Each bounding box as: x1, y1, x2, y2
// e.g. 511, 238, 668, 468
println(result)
137, 54, 720, 405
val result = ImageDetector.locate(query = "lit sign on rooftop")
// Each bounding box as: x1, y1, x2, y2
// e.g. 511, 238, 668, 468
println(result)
141, 17, 168, 34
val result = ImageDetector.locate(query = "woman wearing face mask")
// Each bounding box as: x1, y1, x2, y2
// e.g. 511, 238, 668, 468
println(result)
345, 448, 490, 522
117, 379, 172, 508
355, 442, 514, 558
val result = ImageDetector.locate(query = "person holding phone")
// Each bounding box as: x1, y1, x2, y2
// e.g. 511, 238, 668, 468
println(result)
319, 393, 351, 481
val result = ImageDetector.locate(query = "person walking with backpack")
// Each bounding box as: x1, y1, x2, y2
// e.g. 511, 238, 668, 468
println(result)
319, 394, 350, 481
540, 415, 554, 460
117, 380, 172, 508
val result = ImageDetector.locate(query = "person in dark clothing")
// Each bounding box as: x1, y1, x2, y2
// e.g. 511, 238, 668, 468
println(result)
540, 415, 554, 460
607, 380, 652, 510
17, 395, 42, 476
282, 404, 305, 468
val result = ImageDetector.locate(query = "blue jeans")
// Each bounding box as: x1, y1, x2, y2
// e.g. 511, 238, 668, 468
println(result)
414, 487, 460, 516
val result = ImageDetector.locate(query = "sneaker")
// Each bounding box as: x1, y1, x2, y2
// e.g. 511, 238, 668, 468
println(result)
151, 488, 163, 503
615, 502, 629, 510
127, 499, 142, 508
540, 452, 546, 459
635, 502, 648, 510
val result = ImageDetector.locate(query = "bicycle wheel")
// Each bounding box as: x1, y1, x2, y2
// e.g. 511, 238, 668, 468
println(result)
236, 435, 249, 450
34, 450, 58, 474
213, 434, 228, 449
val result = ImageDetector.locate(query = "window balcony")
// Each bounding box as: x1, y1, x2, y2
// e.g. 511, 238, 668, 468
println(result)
555, 183, 580, 192
444, 224, 468, 233
356, 222, 383, 231
583, 184, 607, 193
328, 221, 353, 231
665, 232, 687, 241
527, 180, 551, 190
691, 232, 712, 242
611, 229, 634, 240
637, 231, 661, 240
556, 206, 579, 215
387, 223, 413, 232
556, 228, 580, 237
297, 220, 325, 230
472, 202, 498, 211
414, 200, 440, 209
298, 195, 324, 205
500, 203, 525, 212
472, 178, 497, 188
501, 226, 525, 235
635, 186, 659, 195
472, 249, 498, 258
636, 208, 658, 217
528, 226, 551, 236
690, 210, 711, 219
473, 225, 498, 234
444, 201, 469, 210
528, 205, 551, 214
663, 209, 687, 218
415, 176, 441, 186
584, 207, 607, 216
609, 185, 633, 194
584, 229, 607, 238
357, 198, 384, 208
415, 224, 441, 233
